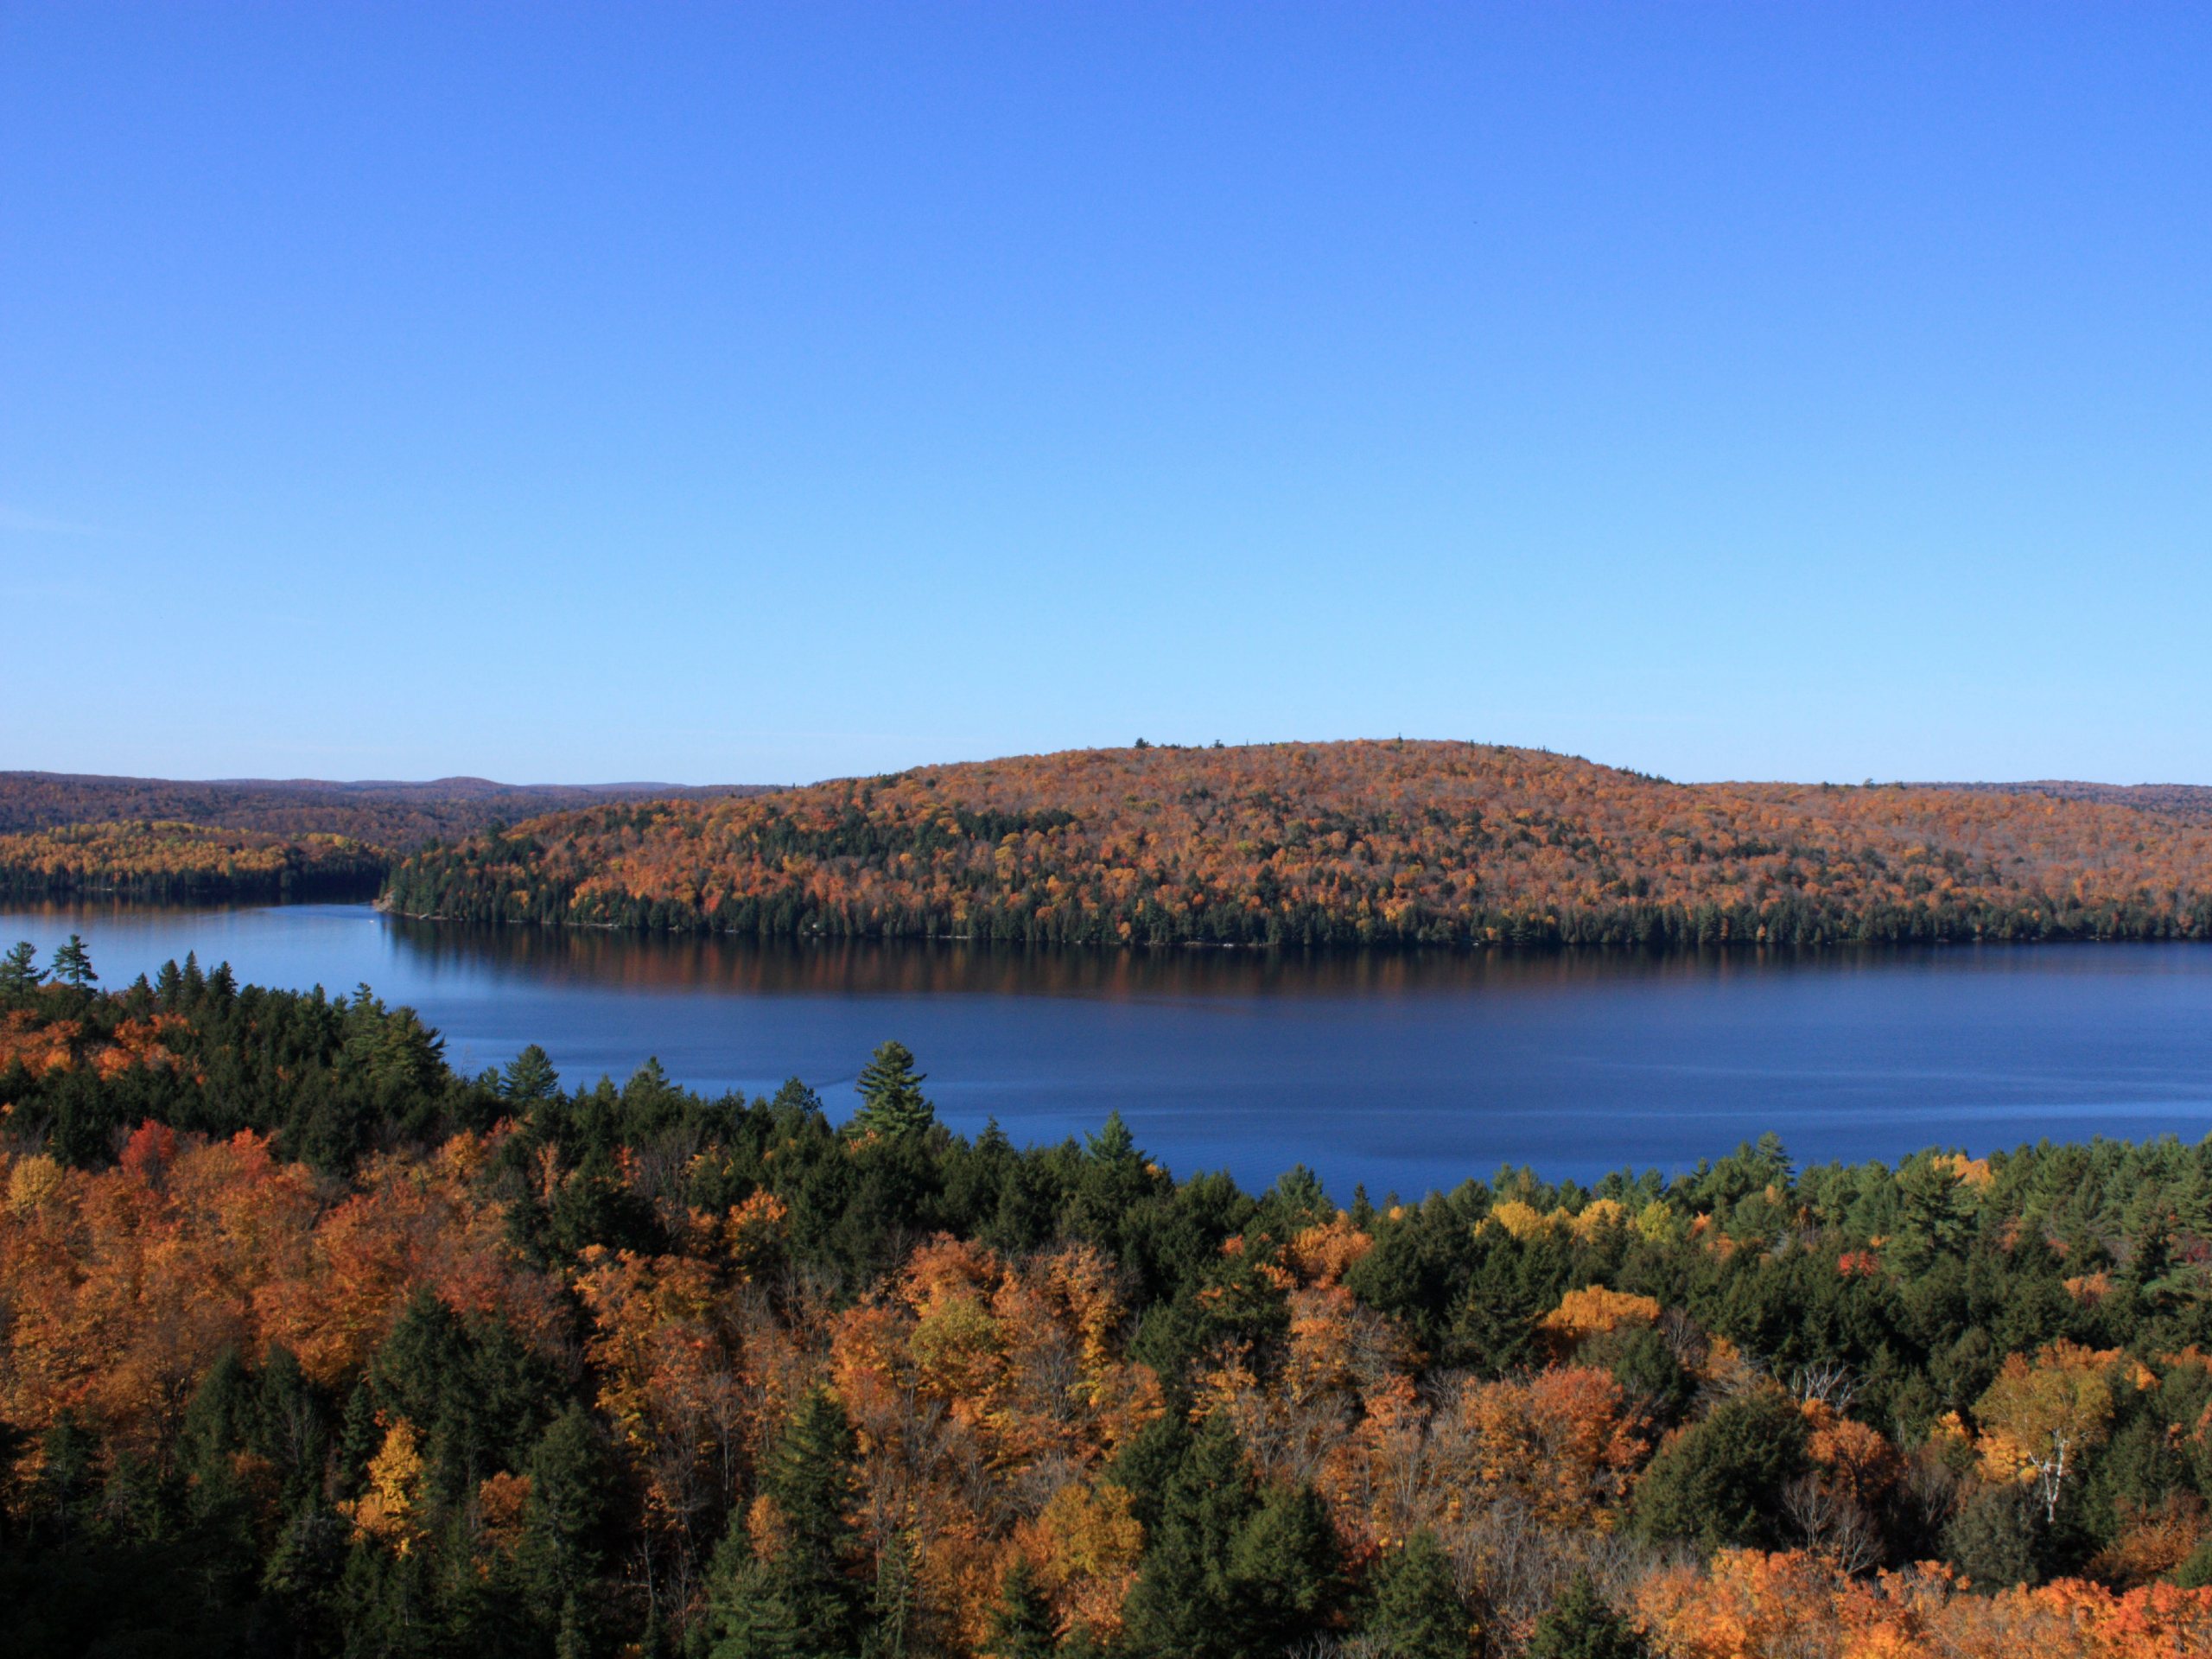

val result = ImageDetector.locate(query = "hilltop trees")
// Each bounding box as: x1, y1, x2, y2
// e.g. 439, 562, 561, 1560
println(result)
3, 965, 2212, 1654
0, 771, 762, 851
382, 740, 2212, 948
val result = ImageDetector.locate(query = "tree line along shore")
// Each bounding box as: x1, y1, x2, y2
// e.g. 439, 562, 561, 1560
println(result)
385, 742, 2212, 948
14, 744, 2212, 950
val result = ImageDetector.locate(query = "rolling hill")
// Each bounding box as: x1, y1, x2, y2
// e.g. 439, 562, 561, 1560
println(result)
0, 771, 768, 849
381, 741, 2212, 947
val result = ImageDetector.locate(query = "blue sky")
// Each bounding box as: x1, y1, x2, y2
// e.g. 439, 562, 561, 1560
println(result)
3, 4, 2207, 786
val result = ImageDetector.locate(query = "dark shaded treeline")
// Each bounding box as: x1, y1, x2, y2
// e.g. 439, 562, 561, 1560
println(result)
3, 950, 2212, 1656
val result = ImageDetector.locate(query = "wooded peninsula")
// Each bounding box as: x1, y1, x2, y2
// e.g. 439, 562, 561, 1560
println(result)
383, 741, 2212, 948
2, 946, 2209, 1656
0, 821, 386, 903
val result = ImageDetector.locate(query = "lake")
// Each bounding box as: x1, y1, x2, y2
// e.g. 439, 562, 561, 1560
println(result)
4, 901, 2209, 1197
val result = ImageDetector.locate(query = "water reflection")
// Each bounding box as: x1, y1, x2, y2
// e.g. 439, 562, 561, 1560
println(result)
383, 913, 1882, 1000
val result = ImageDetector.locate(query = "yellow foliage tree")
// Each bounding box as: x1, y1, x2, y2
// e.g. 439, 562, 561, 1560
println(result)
1974, 1340, 2121, 1521
348, 1418, 428, 1555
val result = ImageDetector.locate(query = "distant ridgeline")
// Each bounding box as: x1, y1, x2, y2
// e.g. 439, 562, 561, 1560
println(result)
0, 769, 767, 848
382, 741, 2212, 947
0, 821, 388, 902
0, 771, 767, 905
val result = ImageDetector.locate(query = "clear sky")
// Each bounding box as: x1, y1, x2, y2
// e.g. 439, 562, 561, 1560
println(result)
3, 5, 2207, 786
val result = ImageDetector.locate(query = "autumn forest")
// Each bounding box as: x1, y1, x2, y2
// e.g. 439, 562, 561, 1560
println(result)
0, 772, 760, 906
9, 747, 2212, 1656
3, 941, 2212, 1657
22, 4, 2212, 1659
14, 746, 2212, 950
381, 743, 2212, 950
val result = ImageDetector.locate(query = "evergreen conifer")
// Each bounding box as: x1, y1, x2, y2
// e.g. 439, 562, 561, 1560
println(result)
1363, 1531, 1469, 1658
849, 1041, 934, 1138
48, 933, 96, 990
983, 1558, 1058, 1659
1526, 1574, 1645, 1659
0, 940, 43, 995
501, 1044, 562, 1104
710, 1388, 868, 1659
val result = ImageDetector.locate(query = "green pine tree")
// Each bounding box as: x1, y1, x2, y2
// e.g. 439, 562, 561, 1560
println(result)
501, 1044, 562, 1104
258, 1499, 349, 1645
983, 1557, 1058, 1659
176, 1349, 260, 1592
0, 940, 43, 996
1224, 1481, 1343, 1652
519, 1407, 613, 1614
1526, 1573, 1646, 1659
1363, 1531, 1470, 1659
848, 1041, 934, 1139
1631, 1389, 1809, 1550
1087, 1112, 1136, 1164
2177, 1534, 2212, 1588
1120, 1414, 1339, 1659
864, 1527, 922, 1659
554, 1593, 593, 1659
1119, 1414, 1254, 1659
256, 1343, 331, 1512
706, 1544, 795, 1659
337, 1531, 438, 1659
710, 1388, 868, 1659
48, 934, 96, 991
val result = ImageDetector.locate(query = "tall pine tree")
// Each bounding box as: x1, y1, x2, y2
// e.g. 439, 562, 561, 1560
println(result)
847, 1042, 934, 1139
0, 940, 42, 996
1120, 1414, 1342, 1659
982, 1558, 1058, 1659
709, 1389, 868, 1659
1363, 1530, 1470, 1659
1526, 1574, 1646, 1659
48, 933, 96, 991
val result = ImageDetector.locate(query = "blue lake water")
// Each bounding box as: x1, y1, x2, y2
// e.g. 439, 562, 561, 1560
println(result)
4, 901, 2209, 1197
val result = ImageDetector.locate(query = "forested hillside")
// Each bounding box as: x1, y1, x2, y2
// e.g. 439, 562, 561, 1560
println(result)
1930, 782, 2212, 822
0, 771, 766, 850
0, 772, 767, 905
0, 821, 387, 902
3, 944, 2211, 1656
385, 741, 2212, 948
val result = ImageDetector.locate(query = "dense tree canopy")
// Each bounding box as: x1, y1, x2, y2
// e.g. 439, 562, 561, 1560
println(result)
3, 951, 2212, 1656
384, 741, 2212, 948
0, 770, 765, 847
0, 773, 768, 903
0, 820, 387, 901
